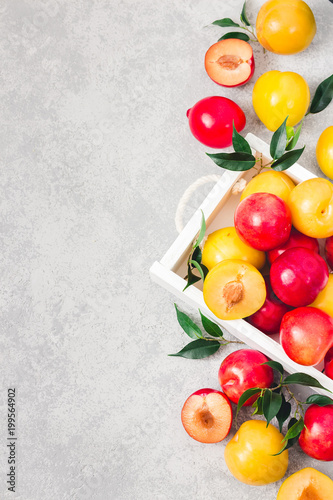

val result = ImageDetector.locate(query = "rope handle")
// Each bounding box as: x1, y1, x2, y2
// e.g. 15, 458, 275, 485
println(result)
175, 174, 247, 233
175, 175, 221, 234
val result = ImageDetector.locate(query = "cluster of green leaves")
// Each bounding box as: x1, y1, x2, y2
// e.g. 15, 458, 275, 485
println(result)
207, 118, 304, 173
183, 211, 208, 291
169, 305, 241, 359
237, 361, 333, 454
211, 2, 257, 43
169, 308, 333, 452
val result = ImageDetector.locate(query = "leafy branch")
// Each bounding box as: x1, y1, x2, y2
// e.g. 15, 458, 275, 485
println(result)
207, 118, 305, 173
237, 361, 333, 454
183, 211, 208, 291
169, 306, 244, 359
211, 2, 258, 43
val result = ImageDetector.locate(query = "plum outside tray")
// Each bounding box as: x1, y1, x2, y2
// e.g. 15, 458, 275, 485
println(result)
150, 133, 333, 395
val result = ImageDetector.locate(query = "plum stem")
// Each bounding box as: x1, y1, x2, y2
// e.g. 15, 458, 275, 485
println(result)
239, 24, 258, 42
251, 153, 272, 178
204, 337, 244, 344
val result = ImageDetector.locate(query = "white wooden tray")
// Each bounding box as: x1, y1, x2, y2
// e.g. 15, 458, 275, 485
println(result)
150, 133, 333, 395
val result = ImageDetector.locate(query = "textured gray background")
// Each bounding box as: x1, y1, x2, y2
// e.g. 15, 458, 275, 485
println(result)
0, 0, 332, 499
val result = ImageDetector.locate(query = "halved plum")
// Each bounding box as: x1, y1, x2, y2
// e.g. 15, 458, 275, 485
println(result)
181, 389, 232, 443
205, 39, 255, 87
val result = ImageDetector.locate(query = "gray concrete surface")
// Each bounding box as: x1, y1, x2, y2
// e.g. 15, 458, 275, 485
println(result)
0, 0, 332, 498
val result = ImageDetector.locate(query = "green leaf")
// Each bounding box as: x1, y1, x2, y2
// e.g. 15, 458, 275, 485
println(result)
252, 395, 263, 416
218, 32, 250, 42
168, 339, 220, 359
305, 394, 333, 406
309, 74, 333, 114
262, 389, 271, 421
276, 394, 291, 432
287, 417, 298, 430
236, 388, 262, 416
206, 152, 256, 171
285, 418, 303, 450
183, 265, 201, 291
240, 1, 250, 26
270, 116, 288, 159
212, 18, 240, 28
262, 360, 284, 376
271, 147, 305, 171
272, 441, 288, 456
272, 418, 299, 456
189, 260, 206, 281
174, 304, 202, 339
284, 417, 304, 441
200, 264, 209, 278
285, 435, 300, 450
283, 373, 332, 392
286, 126, 294, 141
263, 391, 283, 426
199, 310, 223, 338
192, 246, 202, 264
232, 122, 252, 154
286, 120, 303, 151
193, 210, 206, 249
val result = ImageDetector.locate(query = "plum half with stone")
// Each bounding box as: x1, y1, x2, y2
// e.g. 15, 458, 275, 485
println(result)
203, 259, 266, 320
205, 39, 255, 87
181, 389, 232, 443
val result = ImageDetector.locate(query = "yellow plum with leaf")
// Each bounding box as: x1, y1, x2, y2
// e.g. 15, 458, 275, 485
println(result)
224, 420, 288, 485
